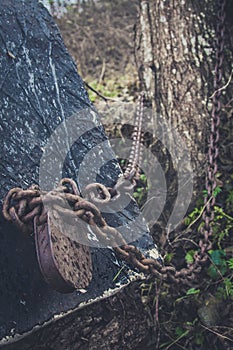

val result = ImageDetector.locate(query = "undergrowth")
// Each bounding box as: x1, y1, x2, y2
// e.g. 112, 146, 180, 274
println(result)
136, 173, 233, 350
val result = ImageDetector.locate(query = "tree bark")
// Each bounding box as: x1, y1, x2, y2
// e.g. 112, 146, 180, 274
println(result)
134, 0, 233, 241
135, 0, 233, 183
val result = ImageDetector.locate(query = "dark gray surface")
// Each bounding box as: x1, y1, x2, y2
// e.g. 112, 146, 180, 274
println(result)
0, 0, 157, 344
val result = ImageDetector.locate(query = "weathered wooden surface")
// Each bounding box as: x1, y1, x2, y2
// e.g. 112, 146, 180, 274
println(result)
1, 281, 152, 350
0, 0, 158, 348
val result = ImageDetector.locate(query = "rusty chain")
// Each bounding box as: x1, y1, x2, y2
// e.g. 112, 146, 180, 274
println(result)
2, 177, 163, 278
1, 174, 212, 285
124, 92, 144, 181
2, 1, 226, 287
200, 0, 226, 256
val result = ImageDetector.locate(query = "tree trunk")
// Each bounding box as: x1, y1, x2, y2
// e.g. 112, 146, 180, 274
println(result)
134, 0, 233, 239
135, 0, 232, 183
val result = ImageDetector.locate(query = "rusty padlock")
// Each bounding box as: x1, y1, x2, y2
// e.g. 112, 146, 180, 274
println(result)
34, 208, 93, 294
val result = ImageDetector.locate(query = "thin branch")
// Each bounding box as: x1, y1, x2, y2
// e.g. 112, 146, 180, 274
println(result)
209, 69, 233, 99
84, 81, 120, 103
224, 96, 233, 108
201, 324, 233, 343
187, 196, 213, 230
163, 331, 190, 350
98, 58, 106, 85
172, 238, 200, 247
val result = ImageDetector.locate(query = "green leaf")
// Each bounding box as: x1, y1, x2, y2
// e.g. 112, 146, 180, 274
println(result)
227, 258, 233, 270
209, 250, 226, 266
208, 250, 227, 279
213, 186, 222, 197
137, 187, 143, 193
164, 253, 174, 264
185, 250, 195, 264
184, 217, 191, 226
186, 288, 200, 295
208, 265, 219, 280
202, 189, 208, 197
215, 286, 227, 300
175, 326, 186, 337
224, 278, 233, 297
140, 174, 147, 182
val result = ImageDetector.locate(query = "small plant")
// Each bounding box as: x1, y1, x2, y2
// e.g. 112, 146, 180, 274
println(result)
185, 250, 196, 264
212, 206, 233, 249
207, 249, 227, 279
86, 79, 124, 102
186, 288, 200, 296
133, 173, 148, 207
183, 177, 233, 303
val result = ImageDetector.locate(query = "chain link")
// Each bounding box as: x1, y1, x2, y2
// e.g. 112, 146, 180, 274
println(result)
124, 92, 144, 180
201, 0, 226, 253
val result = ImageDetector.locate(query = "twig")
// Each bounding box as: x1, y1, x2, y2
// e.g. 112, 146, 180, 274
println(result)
155, 282, 160, 324
112, 265, 125, 281
155, 281, 161, 350
187, 196, 213, 230
214, 325, 233, 331
162, 331, 190, 350
201, 324, 233, 343
172, 238, 199, 247
98, 58, 106, 84
209, 69, 233, 99
224, 96, 233, 108
84, 81, 120, 103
